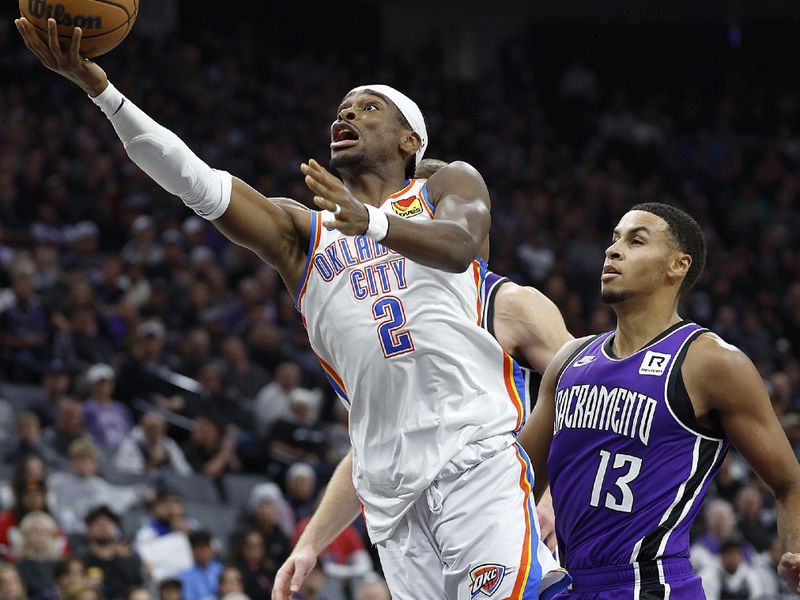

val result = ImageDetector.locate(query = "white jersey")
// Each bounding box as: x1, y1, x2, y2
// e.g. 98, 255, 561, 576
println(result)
296, 179, 526, 543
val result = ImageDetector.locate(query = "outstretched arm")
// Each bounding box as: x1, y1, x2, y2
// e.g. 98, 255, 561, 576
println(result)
16, 19, 310, 290
302, 159, 490, 273
686, 333, 800, 593
492, 281, 573, 374
272, 451, 361, 600
518, 337, 589, 502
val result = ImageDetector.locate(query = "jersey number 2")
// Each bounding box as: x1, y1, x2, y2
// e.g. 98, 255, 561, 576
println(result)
589, 449, 642, 513
372, 296, 414, 358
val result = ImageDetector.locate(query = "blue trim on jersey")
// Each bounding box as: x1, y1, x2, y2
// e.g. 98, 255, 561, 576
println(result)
420, 182, 436, 215
293, 211, 320, 312
324, 372, 350, 405
512, 360, 528, 432
516, 443, 543, 600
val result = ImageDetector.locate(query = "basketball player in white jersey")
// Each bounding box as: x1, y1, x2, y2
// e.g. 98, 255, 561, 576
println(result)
17, 20, 568, 599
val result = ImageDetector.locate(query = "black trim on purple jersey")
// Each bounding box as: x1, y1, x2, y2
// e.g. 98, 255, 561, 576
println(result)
603, 319, 692, 361
636, 437, 721, 562
667, 328, 725, 439
484, 275, 510, 341
637, 561, 666, 599
555, 334, 602, 385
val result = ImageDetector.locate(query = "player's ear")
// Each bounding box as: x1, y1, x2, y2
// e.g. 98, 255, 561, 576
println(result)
400, 131, 421, 159
668, 251, 692, 284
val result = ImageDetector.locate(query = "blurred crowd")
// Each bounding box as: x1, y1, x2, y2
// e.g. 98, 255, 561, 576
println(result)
0, 12, 799, 600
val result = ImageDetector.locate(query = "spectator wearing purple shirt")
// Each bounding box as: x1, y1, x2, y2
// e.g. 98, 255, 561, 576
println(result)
82, 364, 132, 454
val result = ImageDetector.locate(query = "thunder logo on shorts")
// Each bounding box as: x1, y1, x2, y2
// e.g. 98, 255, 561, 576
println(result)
468, 563, 512, 598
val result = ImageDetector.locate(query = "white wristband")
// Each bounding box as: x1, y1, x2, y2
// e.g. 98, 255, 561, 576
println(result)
365, 205, 389, 242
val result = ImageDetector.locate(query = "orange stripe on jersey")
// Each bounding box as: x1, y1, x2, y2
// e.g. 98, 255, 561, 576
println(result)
504, 354, 525, 431
506, 446, 534, 600
419, 190, 435, 218
294, 211, 323, 312
472, 260, 482, 325
386, 179, 416, 200
316, 354, 347, 395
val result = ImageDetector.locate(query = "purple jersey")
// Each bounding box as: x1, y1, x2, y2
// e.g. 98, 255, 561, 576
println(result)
549, 321, 729, 595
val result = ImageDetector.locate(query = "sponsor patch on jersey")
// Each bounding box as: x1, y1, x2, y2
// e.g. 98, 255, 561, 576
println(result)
468, 564, 511, 598
573, 355, 596, 367
639, 350, 672, 376
390, 195, 424, 218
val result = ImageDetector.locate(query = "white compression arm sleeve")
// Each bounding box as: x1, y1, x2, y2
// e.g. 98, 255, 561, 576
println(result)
90, 83, 232, 220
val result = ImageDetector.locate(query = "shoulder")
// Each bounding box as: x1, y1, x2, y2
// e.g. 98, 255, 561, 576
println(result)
683, 331, 762, 408
683, 331, 752, 383
548, 335, 596, 375
426, 161, 488, 198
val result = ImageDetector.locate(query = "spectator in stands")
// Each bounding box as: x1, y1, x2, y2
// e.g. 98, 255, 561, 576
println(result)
31, 558, 85, 600
239, 483, 294, 571
232, 531, 273, 599
0, 478, 68, 563
82, 364, 133, 454
134, 487, 198, 549
115, 321, 186, 413
0, 270, 49, 382
194, 362, 247, 427
113, 412, 192, 476
220, 337, 270, 411
125, 587, 151, 600
217, 566, 246, 598
690, 499, 754, 574
41, 400, 86, 464
62, 307, 116, 371
735, 484, 775, 552
80, 506, 145, 600
157, 578, 182, 600
5, 412, 63, 469
48, 440, 149, 535
64, 585, 102, 600
284, 463, 318, 522
182, 417, 241, 480
0, 563, 27, 600
266, 389, 326, 475
698, 537, 765, 599
16, 511, 64, 598
254, 362, 301, 435
355, 578, 391, 600
29, 359, 72, 429
178, 530, 223, 600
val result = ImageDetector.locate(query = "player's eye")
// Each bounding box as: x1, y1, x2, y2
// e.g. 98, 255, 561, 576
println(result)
364, 102, 378, 111
630, 238, 643, 245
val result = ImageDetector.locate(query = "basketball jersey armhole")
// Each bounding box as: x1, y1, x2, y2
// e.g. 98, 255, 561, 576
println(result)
293, 210, 322, 312
555, 334, 603, 386
666, 329, 725, 439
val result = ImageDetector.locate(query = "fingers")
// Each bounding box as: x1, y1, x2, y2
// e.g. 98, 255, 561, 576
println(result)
47, 18, 65, 66
272, 562, 293, 600
15, 18, 57, 68
304, 174, 332, 198
290, 558, 312, 593
313, 195, 338, 213
69, 26, 83, 62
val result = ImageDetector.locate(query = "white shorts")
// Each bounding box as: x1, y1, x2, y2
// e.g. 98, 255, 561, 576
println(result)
376, 443, 571, 600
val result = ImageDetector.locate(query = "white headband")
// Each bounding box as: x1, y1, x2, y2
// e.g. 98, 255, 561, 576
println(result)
349, 84, 428, 164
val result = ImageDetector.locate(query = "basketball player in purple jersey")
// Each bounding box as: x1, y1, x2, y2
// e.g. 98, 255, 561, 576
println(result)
520, 203, 800, 598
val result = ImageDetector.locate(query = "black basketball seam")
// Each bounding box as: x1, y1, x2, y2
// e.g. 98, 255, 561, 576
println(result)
92, 0, 132, 20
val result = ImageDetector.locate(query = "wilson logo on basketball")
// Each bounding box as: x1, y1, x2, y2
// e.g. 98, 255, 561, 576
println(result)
390, 196, 424, 218
468, 564, 511, 598
27, 0, 102, 29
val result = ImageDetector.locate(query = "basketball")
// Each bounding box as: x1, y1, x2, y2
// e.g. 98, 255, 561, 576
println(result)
19, 0, 138, 58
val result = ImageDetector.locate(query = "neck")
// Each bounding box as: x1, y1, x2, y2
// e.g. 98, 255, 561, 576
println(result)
611, 296, 682, 358
341, 168, 408, 208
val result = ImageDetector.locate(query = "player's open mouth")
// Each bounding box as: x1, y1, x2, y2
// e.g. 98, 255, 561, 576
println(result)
331, 122, 361, 150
